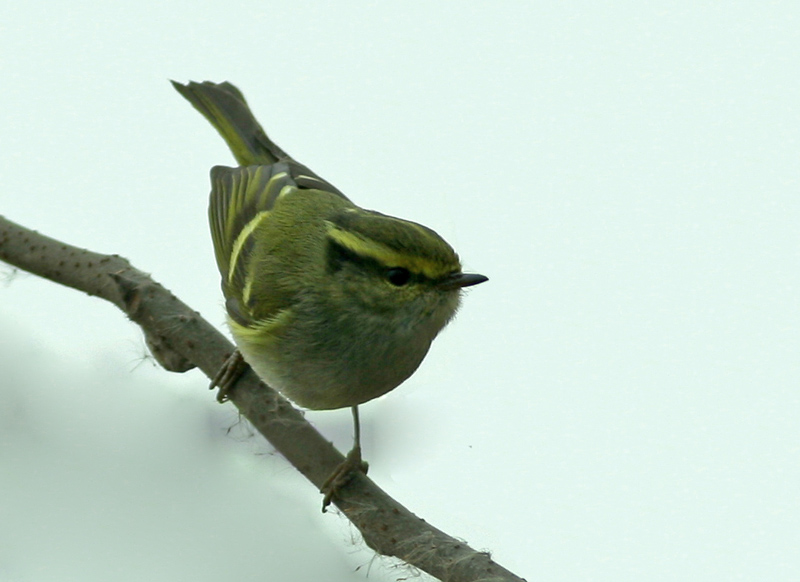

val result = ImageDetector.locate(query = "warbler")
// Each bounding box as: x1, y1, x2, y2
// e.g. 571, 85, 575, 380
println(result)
172, 80, 487, 507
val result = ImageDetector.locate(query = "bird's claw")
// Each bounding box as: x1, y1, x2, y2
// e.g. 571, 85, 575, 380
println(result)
209, 350, 247, 402
320, 447, 369, 511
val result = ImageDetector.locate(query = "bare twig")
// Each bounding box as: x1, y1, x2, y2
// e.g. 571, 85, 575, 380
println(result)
0, 214, 526, 582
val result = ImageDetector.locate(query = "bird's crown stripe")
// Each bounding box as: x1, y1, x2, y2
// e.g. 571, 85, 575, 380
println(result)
325, 222, 453, 279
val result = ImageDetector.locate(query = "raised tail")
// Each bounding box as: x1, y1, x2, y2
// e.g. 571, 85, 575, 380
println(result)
171, 80, 289, 166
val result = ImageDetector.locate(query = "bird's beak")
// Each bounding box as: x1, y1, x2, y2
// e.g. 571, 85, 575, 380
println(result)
438, 272, 489, 291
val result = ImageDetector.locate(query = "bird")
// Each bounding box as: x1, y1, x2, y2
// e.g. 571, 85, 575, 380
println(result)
172, 80, 487, 508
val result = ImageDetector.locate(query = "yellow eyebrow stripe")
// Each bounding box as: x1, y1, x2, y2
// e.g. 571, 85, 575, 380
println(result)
325, 222, 454, 279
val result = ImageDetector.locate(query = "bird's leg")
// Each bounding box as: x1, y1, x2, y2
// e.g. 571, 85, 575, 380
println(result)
321, 405, 369, 511
209, 349, 248, 403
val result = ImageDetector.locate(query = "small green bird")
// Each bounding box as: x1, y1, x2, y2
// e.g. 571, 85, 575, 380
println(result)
172, 81, 487, 507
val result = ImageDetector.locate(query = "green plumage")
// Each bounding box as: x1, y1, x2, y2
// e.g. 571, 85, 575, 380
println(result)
173, 80, 485, 414
174, 79, 487, 509
170, 80, 285, 166
173, 80, 351, 326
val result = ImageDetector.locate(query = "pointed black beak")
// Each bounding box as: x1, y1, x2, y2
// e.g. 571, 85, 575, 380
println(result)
438, 272, 489, 291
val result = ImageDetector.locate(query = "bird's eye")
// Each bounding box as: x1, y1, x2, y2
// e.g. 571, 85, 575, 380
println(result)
386, 267, 411, 286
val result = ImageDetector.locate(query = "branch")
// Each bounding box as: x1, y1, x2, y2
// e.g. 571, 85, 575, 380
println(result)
0, 214, 526, 582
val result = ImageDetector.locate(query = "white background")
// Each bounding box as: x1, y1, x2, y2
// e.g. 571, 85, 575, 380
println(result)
2, 2, 799, 580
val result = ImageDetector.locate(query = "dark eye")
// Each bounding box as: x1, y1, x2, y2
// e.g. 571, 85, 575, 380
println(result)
386, 267, 411, 286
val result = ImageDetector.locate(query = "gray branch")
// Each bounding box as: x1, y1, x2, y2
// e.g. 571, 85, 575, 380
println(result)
0, 214, 526, 582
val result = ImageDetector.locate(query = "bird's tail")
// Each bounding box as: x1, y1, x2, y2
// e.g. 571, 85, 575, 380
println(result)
171, 80, 288, 166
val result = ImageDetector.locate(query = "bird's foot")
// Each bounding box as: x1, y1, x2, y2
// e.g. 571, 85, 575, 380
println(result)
320, 446, 369, 511
209, 349, 248, 403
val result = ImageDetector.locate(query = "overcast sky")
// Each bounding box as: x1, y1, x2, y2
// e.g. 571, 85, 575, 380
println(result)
2, 2, 799, 581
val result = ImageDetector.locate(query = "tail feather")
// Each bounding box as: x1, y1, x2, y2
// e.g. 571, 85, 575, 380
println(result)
171, 80, 289, 166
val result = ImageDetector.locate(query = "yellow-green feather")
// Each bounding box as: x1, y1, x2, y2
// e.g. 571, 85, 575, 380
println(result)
227, 307, 292, 346
229, 210, 270, 286
209, 165, 298, 294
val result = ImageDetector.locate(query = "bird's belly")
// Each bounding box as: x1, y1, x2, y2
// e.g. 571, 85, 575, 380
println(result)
233, 324, 431, 411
